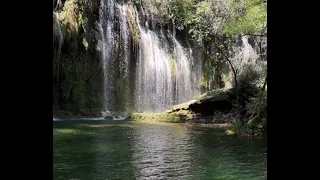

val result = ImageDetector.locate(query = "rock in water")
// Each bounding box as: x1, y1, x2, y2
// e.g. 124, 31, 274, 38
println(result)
104, 115, 114, 120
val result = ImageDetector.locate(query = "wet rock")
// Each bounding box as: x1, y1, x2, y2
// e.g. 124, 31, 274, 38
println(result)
104, 115, 114, 120
189, 97, 233, 116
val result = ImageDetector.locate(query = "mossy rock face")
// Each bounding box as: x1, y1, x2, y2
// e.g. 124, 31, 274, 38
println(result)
168, 53, 177, 78
126, 4, 140, 43
53, 0, 104, 115
59, 1, 79, 38
198, 88, 229, 100
170, 100, 196, 112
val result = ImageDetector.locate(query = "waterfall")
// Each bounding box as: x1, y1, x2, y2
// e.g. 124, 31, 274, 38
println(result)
53, 12, 63, 62
172, 38, 192, 104
55, 0, 62, 10
53, 1, 266, 117
231, 36, 266, 76
189, 45, 203, 100
118, 4, 131, 112
98, 2, 203, 113
53, 11, 63, 108
134, 9, 202, 113
98, 0, 116, 112
135, 15, 174, 113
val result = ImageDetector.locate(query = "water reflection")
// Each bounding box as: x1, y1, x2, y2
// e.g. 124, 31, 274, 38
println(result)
186, 127, 267, 180
91, 121, 135, 179
53, 121, 96, 179
53, 121, 267, 180
131, 123, 194, 179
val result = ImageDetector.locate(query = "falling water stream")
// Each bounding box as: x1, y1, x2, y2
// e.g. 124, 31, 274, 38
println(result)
97, 1, 203, 113
53, 12, 63, 63
231, 36, 267, 75
98, 0, 116, 112
52, 2, 267, 179
134, 6, 202, 113
95, 1, 265, 114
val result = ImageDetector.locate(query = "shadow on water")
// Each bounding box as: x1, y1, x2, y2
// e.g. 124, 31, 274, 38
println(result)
53, 121, 267, 180
53, 120, 136, 179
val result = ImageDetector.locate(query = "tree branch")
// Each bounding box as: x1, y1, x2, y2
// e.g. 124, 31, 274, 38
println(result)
215, 43, 239, 103
248, 75, 267, 120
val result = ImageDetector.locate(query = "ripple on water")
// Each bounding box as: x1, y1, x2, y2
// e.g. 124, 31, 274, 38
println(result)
53, 121, 267, 180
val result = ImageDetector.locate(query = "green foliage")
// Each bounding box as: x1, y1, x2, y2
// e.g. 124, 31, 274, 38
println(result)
231, 120, 249, 135
222, 0, 266, 36
238, 65, 263, 88
136, 0, 266, 39
169, 0, 195, 30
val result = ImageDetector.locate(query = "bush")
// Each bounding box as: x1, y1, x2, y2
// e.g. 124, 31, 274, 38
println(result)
235, 65, 265, 107
231, 120, 249, 135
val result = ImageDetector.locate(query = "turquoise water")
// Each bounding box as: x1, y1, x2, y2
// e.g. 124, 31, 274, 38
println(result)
53, 120, 267, 180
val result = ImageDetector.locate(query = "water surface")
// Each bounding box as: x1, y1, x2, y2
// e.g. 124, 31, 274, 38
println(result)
53, 120, 267, 180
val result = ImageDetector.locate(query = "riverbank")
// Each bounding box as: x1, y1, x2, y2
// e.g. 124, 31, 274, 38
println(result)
128, 88, 266, 137
54, 88, 266, 137
129, 88, 235, 123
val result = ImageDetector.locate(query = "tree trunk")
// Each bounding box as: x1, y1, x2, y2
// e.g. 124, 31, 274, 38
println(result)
248, 75, 267, 120
217, 46, 238, 103
226, 59, 238, 102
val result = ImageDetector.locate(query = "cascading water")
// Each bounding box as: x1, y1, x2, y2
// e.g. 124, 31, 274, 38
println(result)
98, 2, 204, 113
134, 9, 202, 113
96, 2, 205, 114
53, 1, 266, 120
172, 38, 192, 104
98, 0, 134, 114
231, 36, 266, 75
118, 4, 131, 112
53, 11, 63, 109
135, 15, 174, 113
98, 0, 116, 112
189, 45, 204, 99
53, 12, 63, 62
250, 36, 267, 61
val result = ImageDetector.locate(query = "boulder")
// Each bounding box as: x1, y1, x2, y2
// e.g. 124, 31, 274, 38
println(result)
189, 96, 233, 116
104, 115, 114, 120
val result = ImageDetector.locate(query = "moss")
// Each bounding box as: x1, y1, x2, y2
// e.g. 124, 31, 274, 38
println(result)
226, 130, 235, 135
77, 10, 87, 33
56, 129, 80, 135
198, 88, 229, 100
171, 100, 195, 111
221, 61, 232, 89
82, 38, 89, 49
59, 0, 87, 37
60, 1, 78, 34
201, 54, 215, 90
53, 0, 104, 114
168, 53, 177, 78
126, 5, 140, 43
129, 113, 184, 123
199, 75, 208, 89
171, 110, 194, 121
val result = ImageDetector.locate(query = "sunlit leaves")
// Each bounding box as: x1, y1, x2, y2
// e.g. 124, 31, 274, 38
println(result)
137, 0, 266, 39
222, 0, 266, 36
